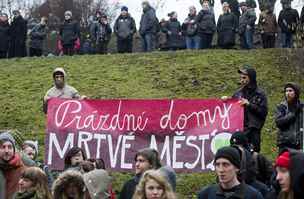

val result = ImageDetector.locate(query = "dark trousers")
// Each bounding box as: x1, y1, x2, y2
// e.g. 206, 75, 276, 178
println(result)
117, 38, 133, 53
244, 127, 261, 152
261, 33, 276, 48
29, 48, 43, 57
0, 51, 7, 58
63, 45, 75, 56
281, 32, 293, 48
96, 42, 109, 54
200, 33, 213, 49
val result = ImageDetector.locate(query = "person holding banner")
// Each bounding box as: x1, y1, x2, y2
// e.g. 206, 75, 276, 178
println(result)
197, 146, 263, 199
119, 148, 162, 199
232, 65, 268, 153
43, 67, 85, 114
275, 82, 303, 153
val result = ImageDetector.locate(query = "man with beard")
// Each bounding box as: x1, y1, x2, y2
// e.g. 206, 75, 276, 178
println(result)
0, 132, 27, 199
275, 83, 304, 153
43, 67, 84, 114
198, 146, 263, 199
223, 66, 268, 152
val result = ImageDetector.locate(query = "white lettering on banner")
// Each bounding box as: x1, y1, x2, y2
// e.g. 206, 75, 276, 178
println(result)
47, 133, 74, 164
55, 100, 149, 132
121, 135, 135, 169
160, 100, 233, 130
47, 132, 218, 170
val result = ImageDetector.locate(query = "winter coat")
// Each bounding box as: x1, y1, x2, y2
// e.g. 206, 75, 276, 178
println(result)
59, 19, 80, 46
162, 18, 184, 49
139, 5, 159, 35
239, 8, 256, 35
9, 16, 27, 57
301, 6, 304, 24
197, 183, 263, 199
0, 153, 27, 199
182, 14, 198, 37
196, 9, 216, 35
52, 170, 85, 199
29, 23, 47, 50
0, 21, 10, 52
258, 11, 278, 34
221, 0, 240, 18
275, 84, 303, 149
278, 8, 299, 33
252, 152, 273, 186
0, 169, 5, 199
90, 21, 112, 44
217, 12, 238, 47
232, 68, 268, 130
119, 174, 141, 199
114, 14, 136, 40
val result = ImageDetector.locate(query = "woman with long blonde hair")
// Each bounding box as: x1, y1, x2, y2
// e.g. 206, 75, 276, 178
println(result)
14, 166, 52, 199
132, 170, 176, 199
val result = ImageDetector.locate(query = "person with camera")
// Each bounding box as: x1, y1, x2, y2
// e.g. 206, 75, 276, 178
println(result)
90, 13, 112, 54
275, 83, 304, 153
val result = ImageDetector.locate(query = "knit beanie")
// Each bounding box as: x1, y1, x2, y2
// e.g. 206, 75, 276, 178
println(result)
230, 131, 249, 149
275, 151, 290, 169
121, 6, 128, 12
214, 146, 241, 169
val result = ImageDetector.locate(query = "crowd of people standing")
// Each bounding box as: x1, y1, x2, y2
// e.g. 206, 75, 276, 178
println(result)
1, 0, 304, 58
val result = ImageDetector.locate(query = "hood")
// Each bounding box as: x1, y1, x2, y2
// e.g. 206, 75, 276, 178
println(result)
53, 67, 67, 79
52, 170, 85, 199
284, 82, 301, 101
238, 65, 257, 90
83, 169, 111, 199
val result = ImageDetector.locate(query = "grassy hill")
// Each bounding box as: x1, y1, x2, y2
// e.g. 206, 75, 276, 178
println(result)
0, 49, 303, 197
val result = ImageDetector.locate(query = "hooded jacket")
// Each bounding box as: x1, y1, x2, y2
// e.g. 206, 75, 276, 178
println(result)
233, 68, 268, 130
275, 82, 303, 149
52, 170, 85, 199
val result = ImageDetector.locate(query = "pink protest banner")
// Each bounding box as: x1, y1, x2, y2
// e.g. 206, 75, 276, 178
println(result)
45, 98, 243, 172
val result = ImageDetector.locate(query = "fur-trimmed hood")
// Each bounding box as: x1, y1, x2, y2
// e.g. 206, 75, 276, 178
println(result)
52, 170, 85, 199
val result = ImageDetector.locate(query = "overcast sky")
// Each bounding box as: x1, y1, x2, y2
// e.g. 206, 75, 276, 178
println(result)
112, 0, 303, 26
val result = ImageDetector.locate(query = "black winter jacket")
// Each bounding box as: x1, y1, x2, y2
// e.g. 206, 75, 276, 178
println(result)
162, 18, 183, 48
217, 12, 238, 47
30, 23, 47, 49
198, 183, 263, 199
114, 14, 136, 40
196, 9, 216, 35
90, 21, 112, 44
59, 19, 80, 46
278, 8, 299, 33
0, 21, 10, 52
119, 174, 141, 199
182, 14, 198, 37
139, 6, 158, 35
239, 8, 256, 34
233, 69, 268, 130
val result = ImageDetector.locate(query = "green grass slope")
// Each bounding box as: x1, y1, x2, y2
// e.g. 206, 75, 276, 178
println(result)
0, 49, 303, 197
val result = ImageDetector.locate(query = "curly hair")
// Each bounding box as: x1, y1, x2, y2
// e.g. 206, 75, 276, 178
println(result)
132, 170, 176, 199
20, 167, 52, 199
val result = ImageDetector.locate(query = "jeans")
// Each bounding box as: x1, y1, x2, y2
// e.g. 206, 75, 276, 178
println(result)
240, 27, 254, 49
281, 32, 293, 48
141, 33, 156, 52
186, 35, 201, 49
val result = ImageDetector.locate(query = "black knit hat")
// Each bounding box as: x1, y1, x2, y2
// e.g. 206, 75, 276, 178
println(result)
215, 146, 241, 169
